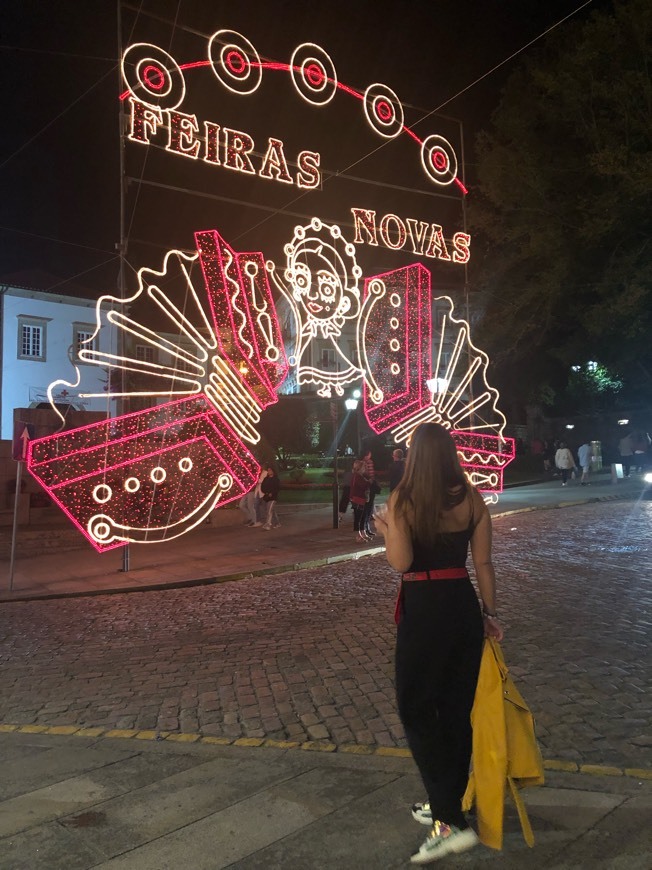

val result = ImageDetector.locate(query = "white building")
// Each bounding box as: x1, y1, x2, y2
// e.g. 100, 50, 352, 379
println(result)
0, 283, 116, 440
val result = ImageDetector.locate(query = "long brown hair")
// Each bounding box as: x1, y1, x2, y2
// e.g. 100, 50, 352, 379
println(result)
393, 423, 469, 545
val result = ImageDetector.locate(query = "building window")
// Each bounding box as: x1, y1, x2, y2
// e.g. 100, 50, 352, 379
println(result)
321, 348, 336, 369
18, 317, 47, 361
73, 323, 97, 362
136, 344, 156, 364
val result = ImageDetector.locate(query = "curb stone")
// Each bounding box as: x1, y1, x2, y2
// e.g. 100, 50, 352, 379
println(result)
2, 722, 650, 779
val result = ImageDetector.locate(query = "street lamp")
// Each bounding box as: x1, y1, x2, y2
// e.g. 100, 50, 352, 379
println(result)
332, 394, 359, 529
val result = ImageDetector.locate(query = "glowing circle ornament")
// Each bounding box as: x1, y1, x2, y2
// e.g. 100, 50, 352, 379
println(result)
420, 134, 459, 186
290, 43, 338, 105
208, 29, 263, 94
363, 83, 404, 139
121, 43, 186, 110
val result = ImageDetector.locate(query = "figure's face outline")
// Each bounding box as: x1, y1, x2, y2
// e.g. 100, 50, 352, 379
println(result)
292, 252, 345, 322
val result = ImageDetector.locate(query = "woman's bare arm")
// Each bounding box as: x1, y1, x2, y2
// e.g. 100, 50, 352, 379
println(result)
374, 493, 413, 573
469, 491, 504, 640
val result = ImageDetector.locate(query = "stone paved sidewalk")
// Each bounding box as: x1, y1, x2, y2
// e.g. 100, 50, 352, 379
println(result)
1, 499, 650, 773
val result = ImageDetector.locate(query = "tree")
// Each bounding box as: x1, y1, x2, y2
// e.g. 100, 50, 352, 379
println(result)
469, 0, 652, 414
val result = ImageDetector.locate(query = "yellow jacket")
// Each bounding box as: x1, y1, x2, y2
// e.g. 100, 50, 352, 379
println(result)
462, 638, 544, 850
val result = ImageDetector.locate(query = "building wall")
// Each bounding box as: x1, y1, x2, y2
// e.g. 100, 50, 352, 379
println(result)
0, 286, 116, 440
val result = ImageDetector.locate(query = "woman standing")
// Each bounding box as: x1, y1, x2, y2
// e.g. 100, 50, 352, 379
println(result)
260, 467, 280, 530
349, 459, 370, 543
374, 423, 503, 865
554, 441, 576, 486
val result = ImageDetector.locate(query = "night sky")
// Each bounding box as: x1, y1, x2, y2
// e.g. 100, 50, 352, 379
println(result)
1, 0, 604, 298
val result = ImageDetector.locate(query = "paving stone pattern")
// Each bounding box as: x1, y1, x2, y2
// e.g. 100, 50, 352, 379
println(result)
0, 501, 650, 770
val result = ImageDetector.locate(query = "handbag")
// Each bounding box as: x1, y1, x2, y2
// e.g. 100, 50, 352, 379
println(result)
370, 479, 382, 496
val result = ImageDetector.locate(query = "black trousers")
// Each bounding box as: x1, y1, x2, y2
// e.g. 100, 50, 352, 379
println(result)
395, 578, 484, 828
352, 502, 365, 532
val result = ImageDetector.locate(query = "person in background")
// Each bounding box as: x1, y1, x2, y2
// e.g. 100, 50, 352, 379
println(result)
250, 468, 268, 528
339, 464, 352, 524
238, 489, 258, 525
555, 442, 577, 486
349, 459, 371, 543
542, 439, 555, 474
361, 447, 378, 538
631, 431, 650, 473
618, 432, 634, 479
577, 440, 593, 486
388, 447, 406, 493
260, 467, 280, 530
373, 422, 503, 865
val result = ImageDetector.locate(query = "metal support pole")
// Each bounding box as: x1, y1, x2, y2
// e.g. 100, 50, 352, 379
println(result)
8, 461, 23, 591
117, 0, 130, 573
332, 407, 340, 529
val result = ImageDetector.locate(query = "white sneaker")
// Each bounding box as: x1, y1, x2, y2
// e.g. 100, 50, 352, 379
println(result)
411, 821, 479, 864
262, 523, 271, 530
411, 801, 432, 826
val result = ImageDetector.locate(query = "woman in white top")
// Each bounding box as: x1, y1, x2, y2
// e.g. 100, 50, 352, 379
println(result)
554, 442, 576, 486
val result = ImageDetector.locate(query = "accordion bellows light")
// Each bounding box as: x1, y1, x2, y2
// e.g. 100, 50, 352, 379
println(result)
27, 229, 288, 552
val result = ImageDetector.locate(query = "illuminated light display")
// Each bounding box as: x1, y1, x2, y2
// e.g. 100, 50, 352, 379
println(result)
121, 42, 186, 110
358, 274, 514, 490
28, 23, 515, 551
196, 229, 288, 408
267, 218, 366, 397
27, 397, 259, 552
119, 33, 467, 193
166, 110, 201, 159
127, 99, 322, 190
350, 207, 471, 263
363, 83, 404, 139
420, 134, 459, 187
361, 265, 433, 429
290, 43, 338, 105
30, 223, 513, 546
208, 29, 263, 94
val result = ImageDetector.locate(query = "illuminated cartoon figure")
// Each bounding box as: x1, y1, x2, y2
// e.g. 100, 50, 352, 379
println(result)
268, 218, 366, 397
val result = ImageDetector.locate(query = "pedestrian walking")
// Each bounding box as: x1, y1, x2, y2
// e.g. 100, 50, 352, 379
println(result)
338, 466, 352, 523
577, 440, 593, 486
349, 459, 370, 543
238, 489, 258, 525
361, 447, 379, 537
260, 467, 280, 529
555, 442, 577, 486
618, 433, 633, 478
250, 468, 267, 527
373, 422, 503, 865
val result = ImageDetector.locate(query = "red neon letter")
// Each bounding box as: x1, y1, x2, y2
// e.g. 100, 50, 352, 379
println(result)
166, 111, 200, 158
452, 232, 471, 264
425, 224, 451, 261
203, 121, 221, 165
351, 208, 378, 245
128, 98, 162, 145
259, 138, 293, 184
379, 213, 407, 250
296, 150, 321, 189
406, 218, 431, 256
223, 128, 256, 174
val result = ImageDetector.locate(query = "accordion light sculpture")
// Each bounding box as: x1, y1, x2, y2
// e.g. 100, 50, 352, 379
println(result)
27, 226, 513, 551
27, 230, 288, 551
361, 265, 514, 498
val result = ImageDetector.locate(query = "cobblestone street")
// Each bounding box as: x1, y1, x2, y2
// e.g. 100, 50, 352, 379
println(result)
1, 500, 651, 771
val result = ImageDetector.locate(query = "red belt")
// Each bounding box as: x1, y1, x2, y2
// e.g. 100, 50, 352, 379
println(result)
402, 568, 469, 581
395, 568, 469, 624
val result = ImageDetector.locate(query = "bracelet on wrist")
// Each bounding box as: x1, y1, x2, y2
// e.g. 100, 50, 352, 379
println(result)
482, 609, 498, 619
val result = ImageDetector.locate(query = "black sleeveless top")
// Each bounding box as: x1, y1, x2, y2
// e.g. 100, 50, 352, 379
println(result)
408, 495, 476, 572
